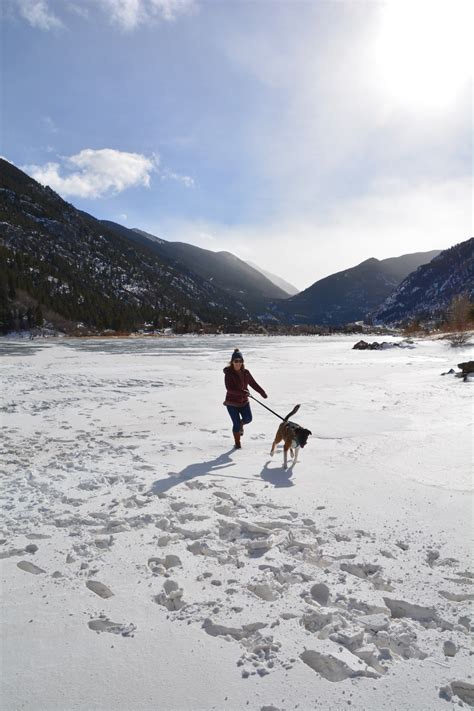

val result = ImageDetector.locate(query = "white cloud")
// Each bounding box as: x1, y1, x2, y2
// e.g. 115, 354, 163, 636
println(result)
23, 148, 158, 199
8, 0, 195, 31
148, 177, 472, 290
66, 3, 90, 20
161, 169, 195, 188
100, 0, 195, 31
42, 116, 58, 133
17, 0, 63, 30
149, 0, 195, 21
100, 0, 142, 30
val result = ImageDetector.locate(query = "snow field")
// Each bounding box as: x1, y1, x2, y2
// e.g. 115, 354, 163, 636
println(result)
1, 335, 473, 710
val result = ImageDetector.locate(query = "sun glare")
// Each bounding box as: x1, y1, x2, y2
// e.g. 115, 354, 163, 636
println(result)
374, 0, 473, 110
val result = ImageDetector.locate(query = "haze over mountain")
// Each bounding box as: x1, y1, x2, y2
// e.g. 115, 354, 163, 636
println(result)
246, 261, 299, 296
102, 221, 289, 314
373, 238, 474, 324
274, 251, 441, 326
131, 230, 298, 296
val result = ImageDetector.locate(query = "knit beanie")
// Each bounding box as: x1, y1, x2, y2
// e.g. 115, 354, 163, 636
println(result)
231, 348, 243, 361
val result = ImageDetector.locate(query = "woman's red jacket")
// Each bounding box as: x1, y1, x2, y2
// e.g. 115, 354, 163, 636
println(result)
223, 367, 266, 407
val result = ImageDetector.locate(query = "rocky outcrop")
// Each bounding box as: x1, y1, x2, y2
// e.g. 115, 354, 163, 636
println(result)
441, 361, 474, 381
458, 361, 474, 374
353, 340, 414, 350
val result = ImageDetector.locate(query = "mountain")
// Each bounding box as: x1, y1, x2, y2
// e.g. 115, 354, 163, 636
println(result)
273, 251, 441, 326
246, 261, 299, 296
373, 252, 442, 283
0, 159, 252, 333
131, 230, 289, 303
101, 222, 289, 311
373, 238, 474, 324
1, 157, 460, 335
132, 228, 166, 245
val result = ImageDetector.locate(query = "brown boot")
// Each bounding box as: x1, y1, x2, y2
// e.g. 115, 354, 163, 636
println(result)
233, 432, 241, 449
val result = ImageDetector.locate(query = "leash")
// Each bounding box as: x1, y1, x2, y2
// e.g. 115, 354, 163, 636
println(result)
247, 393, 289, 422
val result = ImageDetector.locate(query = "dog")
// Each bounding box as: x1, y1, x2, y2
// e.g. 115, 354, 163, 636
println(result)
270, 404, 312, 470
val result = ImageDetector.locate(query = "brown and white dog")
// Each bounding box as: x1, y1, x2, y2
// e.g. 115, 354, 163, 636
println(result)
270, 404, 312, 470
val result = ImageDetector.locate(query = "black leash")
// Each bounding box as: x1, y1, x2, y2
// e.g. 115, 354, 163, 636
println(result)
247, 393, 288, 422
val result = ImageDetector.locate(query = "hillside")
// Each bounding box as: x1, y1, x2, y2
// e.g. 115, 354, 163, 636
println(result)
102, 222, 290, 308
1, 158, 463, 334
274, 251, 440, 325
0, 159, 248, 334
373, 238, 474, 324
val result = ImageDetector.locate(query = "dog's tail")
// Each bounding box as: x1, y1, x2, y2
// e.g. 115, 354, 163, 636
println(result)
283, 404, 300, 422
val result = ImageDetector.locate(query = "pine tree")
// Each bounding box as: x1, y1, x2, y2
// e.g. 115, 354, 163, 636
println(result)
34, 304, 44, 327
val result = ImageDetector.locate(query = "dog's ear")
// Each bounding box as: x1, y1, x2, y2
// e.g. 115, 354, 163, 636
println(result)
307, 430, 312, 435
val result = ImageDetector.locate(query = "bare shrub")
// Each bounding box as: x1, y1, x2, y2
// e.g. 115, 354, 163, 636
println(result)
444, 293, 473, 347
402, 321, 421, 337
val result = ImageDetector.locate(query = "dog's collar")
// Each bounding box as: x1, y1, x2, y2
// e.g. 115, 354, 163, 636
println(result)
286, 421, 301, 448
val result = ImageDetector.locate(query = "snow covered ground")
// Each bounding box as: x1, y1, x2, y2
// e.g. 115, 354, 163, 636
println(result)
1, 334, 473, 711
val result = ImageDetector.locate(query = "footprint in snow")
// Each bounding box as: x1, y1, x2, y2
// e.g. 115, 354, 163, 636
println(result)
17, 561, 46, 575
88, 617, 136, 636
86, 580, 114, 598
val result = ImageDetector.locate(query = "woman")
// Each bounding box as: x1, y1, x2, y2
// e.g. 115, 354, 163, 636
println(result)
223, 348, 267, 449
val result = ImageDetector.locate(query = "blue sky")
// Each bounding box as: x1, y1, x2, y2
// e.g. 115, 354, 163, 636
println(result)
1, 0, 472, 289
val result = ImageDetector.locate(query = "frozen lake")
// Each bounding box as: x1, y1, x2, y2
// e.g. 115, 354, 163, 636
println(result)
1, 334, 473, 710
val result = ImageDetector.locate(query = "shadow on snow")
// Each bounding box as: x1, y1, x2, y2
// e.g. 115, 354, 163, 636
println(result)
259, 460, 295, 488
150, 449, 255, 494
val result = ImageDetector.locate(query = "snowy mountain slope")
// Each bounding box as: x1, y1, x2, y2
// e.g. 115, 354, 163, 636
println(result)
128, 226, 290, 301
102, 221, 290, 318
1, 157, 464, 333
373, 238, 474, 324
273, 251, 441, 326
0, 159, 253, 332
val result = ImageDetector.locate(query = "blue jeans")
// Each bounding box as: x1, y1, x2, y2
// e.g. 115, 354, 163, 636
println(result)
226, 404, 253, 433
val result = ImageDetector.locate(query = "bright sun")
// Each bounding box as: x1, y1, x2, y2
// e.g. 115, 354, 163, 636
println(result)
374, 0, 473, 110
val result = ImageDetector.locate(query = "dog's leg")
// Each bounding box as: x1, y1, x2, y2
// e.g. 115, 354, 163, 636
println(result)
270, 431, 283, 457
293, 446, 299, 465
283, 444, 291, 470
